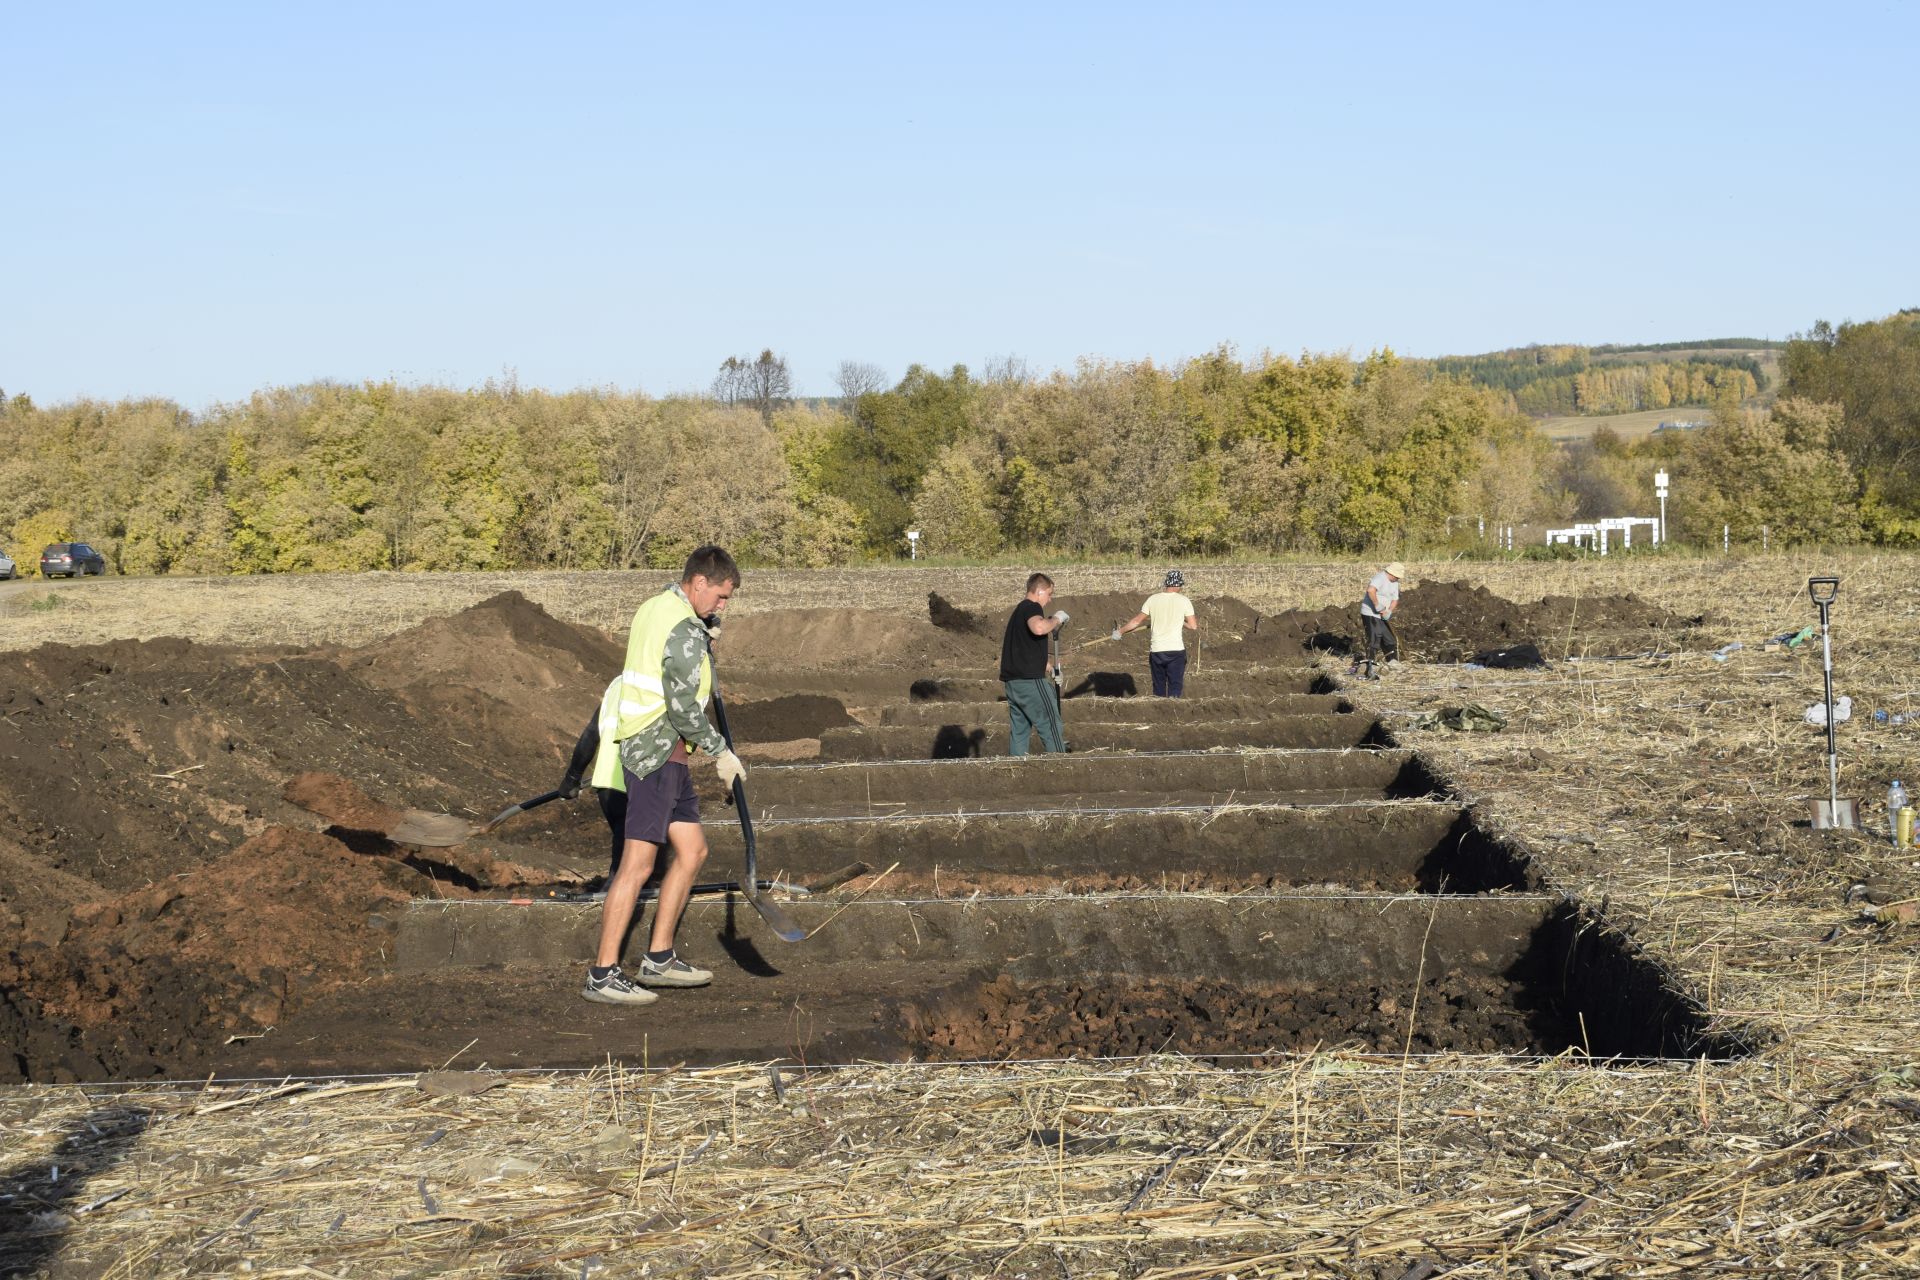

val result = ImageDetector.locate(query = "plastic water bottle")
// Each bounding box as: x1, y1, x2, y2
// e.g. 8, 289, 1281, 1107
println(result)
1891, 781, 1910, 844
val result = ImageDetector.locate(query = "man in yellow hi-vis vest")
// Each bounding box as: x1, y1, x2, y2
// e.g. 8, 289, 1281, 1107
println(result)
583, 545, 745, 1006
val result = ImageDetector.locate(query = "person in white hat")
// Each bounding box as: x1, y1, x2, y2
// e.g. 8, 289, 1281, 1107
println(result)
1112, 569, 1198, 697
1356, 562, 1405, 680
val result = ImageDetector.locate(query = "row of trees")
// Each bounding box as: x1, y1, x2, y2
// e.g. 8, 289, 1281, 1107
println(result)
1429, 346, 1767, 416
3, 315, 1913, 575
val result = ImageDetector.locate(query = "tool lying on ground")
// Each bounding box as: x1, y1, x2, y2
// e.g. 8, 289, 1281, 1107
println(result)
709, 671, 806, 942
1807, 576, 1858, 830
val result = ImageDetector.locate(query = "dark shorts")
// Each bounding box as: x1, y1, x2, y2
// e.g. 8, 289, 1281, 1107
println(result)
620, 760, 700, 846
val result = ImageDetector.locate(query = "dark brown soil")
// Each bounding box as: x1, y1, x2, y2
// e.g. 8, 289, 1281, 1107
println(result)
1, 826, 424, 1082
900, 972, 1572, 1060
724, 694, 857, 741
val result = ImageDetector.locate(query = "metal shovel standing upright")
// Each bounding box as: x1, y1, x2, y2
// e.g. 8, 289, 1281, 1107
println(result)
1808, 576, 1858, 830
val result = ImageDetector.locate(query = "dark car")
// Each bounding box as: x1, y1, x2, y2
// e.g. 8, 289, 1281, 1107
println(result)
39, 542, 107, 577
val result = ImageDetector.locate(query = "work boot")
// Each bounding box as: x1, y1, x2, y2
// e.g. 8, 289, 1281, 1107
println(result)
581, 966, 658, 1005
637, 954, 713, 988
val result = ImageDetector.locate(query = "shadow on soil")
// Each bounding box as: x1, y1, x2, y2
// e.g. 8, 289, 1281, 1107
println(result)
895, 902, 1749, 1064
0, 1107, 150, 1277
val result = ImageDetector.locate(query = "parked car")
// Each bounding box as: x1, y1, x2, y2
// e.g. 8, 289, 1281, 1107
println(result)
0, 549, 16, 579
39, 542, 107, 577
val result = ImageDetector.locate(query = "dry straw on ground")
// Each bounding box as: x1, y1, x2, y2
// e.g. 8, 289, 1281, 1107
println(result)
4, 552, 1919, 1277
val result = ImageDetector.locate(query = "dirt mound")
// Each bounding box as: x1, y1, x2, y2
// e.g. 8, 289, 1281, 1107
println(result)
335, 590, 621, 780
1205, 605, 1355, 662
1209, 582, 1701, 664
2, 826, 423, 1081
725, 695, 855, 742
928, 592, 987, 635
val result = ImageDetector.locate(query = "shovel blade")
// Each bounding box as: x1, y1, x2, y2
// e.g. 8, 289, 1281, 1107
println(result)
743, 888, 806, 942
1811, 798, 1859, 830
388, 810, 479, 847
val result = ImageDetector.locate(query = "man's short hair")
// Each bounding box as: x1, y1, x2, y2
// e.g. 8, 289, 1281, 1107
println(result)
682, 544, 741, 587
1025, 572, 1054, 594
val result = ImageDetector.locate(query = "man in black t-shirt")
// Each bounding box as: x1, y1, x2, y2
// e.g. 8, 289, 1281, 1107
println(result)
1000, 572, 1069, 755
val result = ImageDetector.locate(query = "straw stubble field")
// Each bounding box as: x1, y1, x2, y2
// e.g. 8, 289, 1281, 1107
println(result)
4, 552, 1919, 1278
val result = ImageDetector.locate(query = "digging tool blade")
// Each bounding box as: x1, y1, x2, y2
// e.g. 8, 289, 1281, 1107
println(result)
479, 788, 565, 835
708, 678, 805, 942
731, 775, 805, 941
385, 810, 480, 848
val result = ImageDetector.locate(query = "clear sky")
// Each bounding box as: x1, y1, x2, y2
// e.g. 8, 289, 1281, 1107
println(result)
7, 2, 1917, 409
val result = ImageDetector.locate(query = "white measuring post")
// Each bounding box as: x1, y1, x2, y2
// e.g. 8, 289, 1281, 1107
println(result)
1723, 524, 1730, 554
1654, 469, 1669, 546
906, 529, 920, 561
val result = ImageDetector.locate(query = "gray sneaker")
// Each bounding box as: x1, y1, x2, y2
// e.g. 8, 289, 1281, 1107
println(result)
581, 966, 658, 1005
637, 954, 712, 988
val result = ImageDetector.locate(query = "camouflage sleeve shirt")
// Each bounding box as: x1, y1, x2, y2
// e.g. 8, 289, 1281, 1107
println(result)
616, 601, 728, 781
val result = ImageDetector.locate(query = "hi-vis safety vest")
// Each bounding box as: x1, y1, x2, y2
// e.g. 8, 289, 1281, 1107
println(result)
612, 586, 713, 748
589, 677, 625, 792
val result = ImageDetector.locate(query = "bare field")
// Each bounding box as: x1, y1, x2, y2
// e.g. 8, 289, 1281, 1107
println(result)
0, 553, 1886, 652
6, 553, 1920, 1277
1536, 406, 1710, 443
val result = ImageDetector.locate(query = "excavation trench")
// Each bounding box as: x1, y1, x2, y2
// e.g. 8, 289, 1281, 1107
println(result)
819, 715, 1385, 760
877, 693, 1353, 725
745, 748, 1436, 814
207, 894, 1739, 1076
678, 801, 1532, 897
1, 588, 1734, 1082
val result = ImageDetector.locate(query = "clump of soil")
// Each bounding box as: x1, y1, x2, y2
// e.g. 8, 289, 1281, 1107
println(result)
725, 695, 856, 742
901, 971, 1572, 1060
1, 826, 425, 1082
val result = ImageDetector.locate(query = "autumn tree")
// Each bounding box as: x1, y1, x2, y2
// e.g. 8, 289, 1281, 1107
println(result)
713, 350, 793, 427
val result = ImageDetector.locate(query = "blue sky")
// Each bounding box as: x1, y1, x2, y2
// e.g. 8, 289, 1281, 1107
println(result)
6, 2, 1916, 409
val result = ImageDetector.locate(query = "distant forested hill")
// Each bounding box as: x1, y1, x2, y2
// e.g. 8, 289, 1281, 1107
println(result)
1425, 341, 1776, 416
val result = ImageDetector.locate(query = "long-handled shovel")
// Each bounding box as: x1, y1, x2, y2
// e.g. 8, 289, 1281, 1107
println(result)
1808, 576, 1858, 830
709, 682, 805, 942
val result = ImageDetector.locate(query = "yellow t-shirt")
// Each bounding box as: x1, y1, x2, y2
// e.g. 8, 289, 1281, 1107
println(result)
1142, 591, 1195, 653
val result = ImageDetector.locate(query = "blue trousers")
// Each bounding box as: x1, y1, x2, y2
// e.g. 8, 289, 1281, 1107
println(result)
1150, 650, 1188, 697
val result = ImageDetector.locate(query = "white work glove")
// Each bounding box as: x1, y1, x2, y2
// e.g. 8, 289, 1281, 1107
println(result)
1110, 627, 1122, 641
1052, 610, 1070, 626
714, 748, 746, 791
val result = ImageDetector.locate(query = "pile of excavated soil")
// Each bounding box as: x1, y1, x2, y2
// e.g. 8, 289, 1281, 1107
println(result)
1209, 581, 1702, 664
2, 827, 425, 1082
0, 591, 622, 920
0, 592, 664, 1080
928, 592, 988, 635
